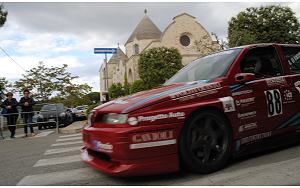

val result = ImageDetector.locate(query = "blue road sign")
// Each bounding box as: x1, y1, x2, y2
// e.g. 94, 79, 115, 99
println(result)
94, 48, 118, 54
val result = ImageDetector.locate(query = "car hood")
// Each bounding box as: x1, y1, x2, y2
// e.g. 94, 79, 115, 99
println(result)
95, 80, 220, 113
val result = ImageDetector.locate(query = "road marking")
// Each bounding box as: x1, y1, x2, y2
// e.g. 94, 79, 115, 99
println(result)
56, 136, 82, 142
33, 154, 82, 167
15, 134, 24, 138
59, 133, 82, 138
17, 167, 102, 185
44, 146, 82, 155
35, 131, 55, 138
51, 140, 82, 147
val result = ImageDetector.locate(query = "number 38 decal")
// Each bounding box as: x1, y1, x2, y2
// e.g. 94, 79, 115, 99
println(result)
264, 89, 283, 117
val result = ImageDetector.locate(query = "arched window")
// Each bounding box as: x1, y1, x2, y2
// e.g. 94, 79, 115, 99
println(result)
134, 44, 139, 55
128, 68, 133, 83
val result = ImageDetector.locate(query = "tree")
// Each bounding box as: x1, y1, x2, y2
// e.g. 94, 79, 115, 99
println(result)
123, 72, 131, 95
130, 80, 146, 94
194, 34, 221, 57
84, 92, 100, 104
0, 4, 8, 27
138, 47, 183, 89
108, 83, 124, 99
228, 5, 300, 47
14, 61, 92, 101
0, 77, 8, 100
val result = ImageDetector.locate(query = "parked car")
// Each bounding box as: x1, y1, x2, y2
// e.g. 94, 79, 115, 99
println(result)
37, 103, 73, 130
73, 105, 88, 120
81, 43, 300, 176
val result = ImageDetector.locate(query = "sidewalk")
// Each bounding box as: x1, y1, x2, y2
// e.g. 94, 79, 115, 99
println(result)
59, 121, 86, 134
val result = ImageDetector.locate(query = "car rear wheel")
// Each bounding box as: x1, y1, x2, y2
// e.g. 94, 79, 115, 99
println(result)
179, 110, 232, 174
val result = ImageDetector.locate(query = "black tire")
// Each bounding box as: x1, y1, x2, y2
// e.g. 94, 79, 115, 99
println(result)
38, 124, 42, 130
179, 110, 232, 174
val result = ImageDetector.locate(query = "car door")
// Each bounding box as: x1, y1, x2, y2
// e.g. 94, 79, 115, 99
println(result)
278, 45, 300, 132
231, 45, 292, 138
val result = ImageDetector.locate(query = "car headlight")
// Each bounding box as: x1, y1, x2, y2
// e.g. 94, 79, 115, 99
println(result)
86, 113, 93, 127
102, 113, 128, 124
59, 112, 66, 117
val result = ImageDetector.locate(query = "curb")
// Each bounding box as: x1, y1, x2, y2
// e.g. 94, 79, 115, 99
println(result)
59, 127, 82, 134
59, 121, 86, 134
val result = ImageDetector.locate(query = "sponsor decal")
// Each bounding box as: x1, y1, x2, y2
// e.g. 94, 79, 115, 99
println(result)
266, 77, 287, 87
240, 131, 272, 145
114, 99, 128, 104
294, 81, 300, 94
122, 82, 207, 113
130, 139, 177, 149
232, 90, 253, 96
283, 90, 293, 101
114, 96, 140, 104
92, 140, 113, 153
283, 89, 295, 104
176, 89, 218, 102
237, 111, 257, 119
288, 51, 300, 66
219, 96, 236, 112
137, 112, 185, 122
265, 89, 283, 117
170, 82, 221, 99
235, 97, 255, 107
131, 130, 174, 143
130, 130, 176, 149
238, 122, 258, 132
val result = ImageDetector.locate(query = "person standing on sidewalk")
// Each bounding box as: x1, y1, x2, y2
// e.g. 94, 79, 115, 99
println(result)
1, 92, 18, 138
19, 89, 36, 137
0, 99, 4, 139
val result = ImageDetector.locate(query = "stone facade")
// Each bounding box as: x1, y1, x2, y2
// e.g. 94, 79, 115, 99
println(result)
99, 12, 220, 95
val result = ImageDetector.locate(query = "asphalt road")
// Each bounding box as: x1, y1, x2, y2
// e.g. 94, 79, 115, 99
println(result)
0, 128, 300, 186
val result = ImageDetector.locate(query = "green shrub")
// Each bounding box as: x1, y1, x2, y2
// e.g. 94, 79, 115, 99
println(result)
130, 80, 146, 94
108, 83, 125, 99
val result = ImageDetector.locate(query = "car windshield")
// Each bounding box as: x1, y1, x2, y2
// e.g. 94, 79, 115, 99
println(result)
41, 104, 63, 111
164, 49, 241, 85
76, 106, 85, 110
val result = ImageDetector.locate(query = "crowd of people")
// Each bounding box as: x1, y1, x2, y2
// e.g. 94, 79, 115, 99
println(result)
0, 89, 36, 139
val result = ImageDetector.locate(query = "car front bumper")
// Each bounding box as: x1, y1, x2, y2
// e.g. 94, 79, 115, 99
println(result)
81, 122, 183, 176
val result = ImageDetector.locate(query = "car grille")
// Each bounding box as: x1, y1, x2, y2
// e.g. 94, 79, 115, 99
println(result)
87, 148, 111, 162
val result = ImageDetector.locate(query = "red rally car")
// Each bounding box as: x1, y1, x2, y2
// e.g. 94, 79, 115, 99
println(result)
81, 43, 300, 176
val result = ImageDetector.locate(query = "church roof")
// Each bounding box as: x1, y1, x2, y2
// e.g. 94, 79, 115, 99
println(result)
173, 12, 195, 20
108, 47, 127, 63
125, 14, 162, 45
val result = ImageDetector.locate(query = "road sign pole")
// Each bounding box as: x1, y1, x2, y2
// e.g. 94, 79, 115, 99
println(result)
105, 53, 108, 92
56, 104, 59, 134
94, 48, 117, 103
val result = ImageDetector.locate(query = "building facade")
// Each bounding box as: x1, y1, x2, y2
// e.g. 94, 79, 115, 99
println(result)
99, 12, 220, 100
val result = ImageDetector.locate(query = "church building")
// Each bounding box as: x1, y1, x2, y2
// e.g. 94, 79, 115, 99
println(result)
99, 11, 220, 100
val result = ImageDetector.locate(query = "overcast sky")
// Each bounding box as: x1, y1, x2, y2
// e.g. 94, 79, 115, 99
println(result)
1, 2, 300, 93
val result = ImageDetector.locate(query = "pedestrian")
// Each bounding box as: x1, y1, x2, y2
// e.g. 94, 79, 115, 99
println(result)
1, 92, 18, 138
19, 89, 36, 137
0, 100, 4, 139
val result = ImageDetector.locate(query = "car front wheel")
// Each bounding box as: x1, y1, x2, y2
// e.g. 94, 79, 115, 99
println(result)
179, 110, 232, 174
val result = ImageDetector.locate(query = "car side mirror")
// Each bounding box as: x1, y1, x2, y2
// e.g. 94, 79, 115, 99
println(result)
235, 73, 255, 84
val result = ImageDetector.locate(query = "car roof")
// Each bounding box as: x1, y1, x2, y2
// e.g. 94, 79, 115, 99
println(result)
230, 43, 300, 50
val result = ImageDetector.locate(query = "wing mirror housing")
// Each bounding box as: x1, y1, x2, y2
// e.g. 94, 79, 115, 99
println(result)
235, 73, 255, 84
